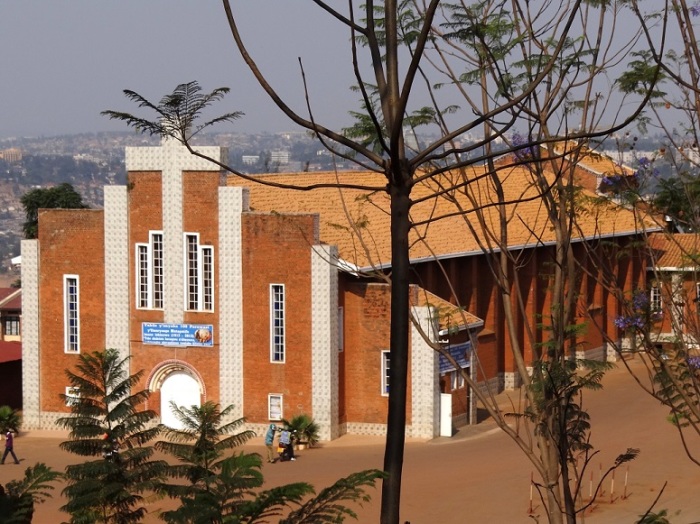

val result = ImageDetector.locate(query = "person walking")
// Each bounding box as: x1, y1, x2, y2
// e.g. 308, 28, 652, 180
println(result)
1, 430, 19, 465
264, 423, 277, 463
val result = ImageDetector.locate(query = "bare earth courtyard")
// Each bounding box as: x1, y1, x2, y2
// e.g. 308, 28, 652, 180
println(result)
3, 358, 700, 524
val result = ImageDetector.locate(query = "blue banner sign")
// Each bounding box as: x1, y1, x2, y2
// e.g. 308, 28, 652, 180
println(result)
142, 323, 214, 347
439, 342, 471, 373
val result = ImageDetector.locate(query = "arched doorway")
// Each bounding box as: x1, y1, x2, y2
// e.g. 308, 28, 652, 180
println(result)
159, 369, 202, 429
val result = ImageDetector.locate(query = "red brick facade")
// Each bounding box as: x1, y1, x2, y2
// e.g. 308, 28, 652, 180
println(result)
241, 213, 317, 422
37, 209, 105, 413
21, 140, 650, 439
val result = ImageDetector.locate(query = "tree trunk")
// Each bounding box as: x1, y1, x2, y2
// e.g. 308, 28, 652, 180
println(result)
380, 165, 412, 524
542, 434, 565, 524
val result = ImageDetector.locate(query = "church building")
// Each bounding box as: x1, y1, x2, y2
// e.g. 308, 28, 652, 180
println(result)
21, 139, 467, 440
21, 138, 651, 440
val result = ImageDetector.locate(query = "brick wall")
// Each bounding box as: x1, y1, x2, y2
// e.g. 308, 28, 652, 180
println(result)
342, 282, 404, 424
241, 213, 317, 423
38, 209, 105, 413
127, 170, 223, 413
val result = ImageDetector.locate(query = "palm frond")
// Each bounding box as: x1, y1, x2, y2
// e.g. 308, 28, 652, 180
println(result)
102, 81, 243, 142
280, 469, 385, 523
240, 482, 314, 523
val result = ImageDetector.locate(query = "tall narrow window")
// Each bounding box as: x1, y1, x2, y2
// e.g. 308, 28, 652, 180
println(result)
184, 233, 214, 312
64, 275, 80, 353
338, 306, 344, 352
650, 284, 662, 312
136, 231, 163, 309
137, 244, 149, 307
381, 350, 391, 396
152, 233, 164, 308
186, 234, 199, 310
202, 246, 213, 311
270, 284, 285, 362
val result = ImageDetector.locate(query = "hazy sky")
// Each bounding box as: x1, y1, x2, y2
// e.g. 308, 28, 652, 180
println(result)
1, 2, 359, 138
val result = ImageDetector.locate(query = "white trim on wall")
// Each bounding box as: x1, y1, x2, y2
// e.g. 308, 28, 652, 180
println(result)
270, 284, 286, 363
268, 393, 283, 420
63, 274, 80, 354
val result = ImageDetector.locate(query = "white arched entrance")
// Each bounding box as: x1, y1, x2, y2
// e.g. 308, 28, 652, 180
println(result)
159, 370, 202, 429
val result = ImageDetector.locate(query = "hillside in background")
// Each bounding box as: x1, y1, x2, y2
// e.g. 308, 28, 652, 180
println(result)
0, 131, 662, 279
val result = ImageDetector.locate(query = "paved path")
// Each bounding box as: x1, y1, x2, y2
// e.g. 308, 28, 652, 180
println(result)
3, 358, 700, 523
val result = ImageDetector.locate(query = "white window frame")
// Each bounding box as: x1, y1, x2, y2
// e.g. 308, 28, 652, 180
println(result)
268, 394, 283, 421
136, 231, 164, 310
650, 284, 662, 312
381, 350, 391, 396
451, 369, 465, 390
184, 233, 214, 312
136, 243, 149, 308
64, 275, 80, 353
270, 284, 285, 363
202, 246, 214, 311
65, 386, 80, 407
338, 306, 344, 352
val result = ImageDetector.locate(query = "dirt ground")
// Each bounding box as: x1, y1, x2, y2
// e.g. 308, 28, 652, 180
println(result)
3, 357, 700, 524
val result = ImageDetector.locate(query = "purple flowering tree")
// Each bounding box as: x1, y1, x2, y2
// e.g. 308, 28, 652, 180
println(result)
614, 289, 662, 333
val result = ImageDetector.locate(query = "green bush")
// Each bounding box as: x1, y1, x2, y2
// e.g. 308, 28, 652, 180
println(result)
0, 406, 21, 434
282, 414, 320, 447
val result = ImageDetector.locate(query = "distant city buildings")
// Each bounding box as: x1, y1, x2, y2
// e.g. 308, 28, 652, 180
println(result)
0, 148, 22, 163
270, 150, 290, 165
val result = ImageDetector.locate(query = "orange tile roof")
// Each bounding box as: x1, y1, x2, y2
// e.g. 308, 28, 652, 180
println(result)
544, 142, 636, 194
228, 163, 654, 270
562, 145, 634, 177
412, 287, 482, 332
648, 233, 700, 268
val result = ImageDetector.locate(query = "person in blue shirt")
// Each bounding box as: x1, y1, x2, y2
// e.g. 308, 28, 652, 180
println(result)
264, 424, 277, 463
278, 429, 296, 461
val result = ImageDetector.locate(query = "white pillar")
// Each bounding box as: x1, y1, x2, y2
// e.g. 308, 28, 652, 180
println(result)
311, 243, 340, 441
20, 240, 40, 429
218, 186, 248, 420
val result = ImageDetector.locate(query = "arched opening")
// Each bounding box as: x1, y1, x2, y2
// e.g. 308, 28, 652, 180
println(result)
160, 371, 201, 429
148, 362, 204, 430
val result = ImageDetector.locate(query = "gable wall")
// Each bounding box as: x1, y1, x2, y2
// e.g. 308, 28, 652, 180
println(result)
38, 209, 105, 413
127, 170, 224, 412
241, 213, 317, 423
341, 282, 408, 426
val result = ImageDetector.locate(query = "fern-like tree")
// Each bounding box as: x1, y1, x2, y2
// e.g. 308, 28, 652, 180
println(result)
155, 401, 256, 512
155, 401, 383, 523
57, 349, 166, 524
0, 463, 62, 524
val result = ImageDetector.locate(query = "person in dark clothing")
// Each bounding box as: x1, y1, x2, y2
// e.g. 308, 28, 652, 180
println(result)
278, 429, 296, 461
1, 431, 19, 465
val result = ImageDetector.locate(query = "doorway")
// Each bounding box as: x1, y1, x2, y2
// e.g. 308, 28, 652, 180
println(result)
160, 370, 201, 429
